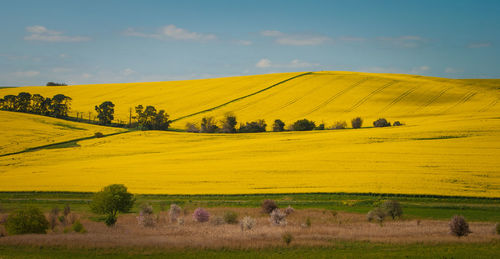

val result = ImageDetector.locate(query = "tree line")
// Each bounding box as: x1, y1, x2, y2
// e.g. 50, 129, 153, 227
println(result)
0, 92, 71, 118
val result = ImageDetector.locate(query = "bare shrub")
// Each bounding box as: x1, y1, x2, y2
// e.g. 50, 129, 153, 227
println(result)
137, 204, 155, 227
177, 218, 184, 225
193, 208, 210, 223
262, 199, 278, 214
223, 211, 238, 224
373, 118, 391, 127
185, 122, 200, 133
331, 121, 347, 129
449, 215, 471, 237
282, 232, 293, 246
66, 213, 79, 225
63, 204, 71, 216
381, 200, 403, 220
200, 117, 219, 133
351, 117, 363, 129
367, 208, 386, 224
169, 204, 182, 223
48, 207, 59, 230
270, 209, 287, 226
240, 216, 256, 231
284, 206, 295, 216
221, 114, 237, 133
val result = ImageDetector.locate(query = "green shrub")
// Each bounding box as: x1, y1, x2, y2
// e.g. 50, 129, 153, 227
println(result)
223, 211, 238, 224
351, 117, 363, 128
72, 220, 86, 233
367, 208, 386, 224
282, 232, 293, 246
5, 207, 49, 235
105, 215, 117, 226
94, 132, 104, 138
315, 123, 325, 130
90, 184, 135, 227
393, 121, 403, 126
290, 119, 315, 131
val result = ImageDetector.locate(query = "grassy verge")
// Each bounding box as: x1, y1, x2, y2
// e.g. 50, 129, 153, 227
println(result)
1, 192, 499, 221
0, 241, 499, 258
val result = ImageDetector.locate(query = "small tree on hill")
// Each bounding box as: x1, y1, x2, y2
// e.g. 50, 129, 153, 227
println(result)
351, 117, 363, 129
221, 114, 237, 133
90, 184, 135, 226
95, 101, 115, 125
273, 119, 285, 132
51, 94, 72, 117
373, 118, 391, 127
381, 200, 403, 220
449, 215, 472, 237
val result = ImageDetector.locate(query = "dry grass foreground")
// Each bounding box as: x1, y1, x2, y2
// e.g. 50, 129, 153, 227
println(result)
0, 208, 498, 249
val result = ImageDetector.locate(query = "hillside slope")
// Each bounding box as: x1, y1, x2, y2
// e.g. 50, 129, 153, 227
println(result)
0, 71, 498, 128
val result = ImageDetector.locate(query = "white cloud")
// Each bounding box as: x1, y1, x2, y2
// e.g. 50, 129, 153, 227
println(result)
256, 58, 272, 68
256, 58, 319, 69
339, 36, 366, 42
378, 35, 426, 48
24, 25, 90, 42
14, 70, 40, 77
411, 66, 430, 74
124, 25, 216, 42
261, 30, 332, 46
235, 40, 252, 46
468, 42, 491, 48
121, 68, 135, 76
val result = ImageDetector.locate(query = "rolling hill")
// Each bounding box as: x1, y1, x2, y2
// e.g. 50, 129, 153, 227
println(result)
0, 71, 499, 197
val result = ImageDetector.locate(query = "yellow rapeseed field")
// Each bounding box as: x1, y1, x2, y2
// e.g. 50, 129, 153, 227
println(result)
0, 71, 499, 196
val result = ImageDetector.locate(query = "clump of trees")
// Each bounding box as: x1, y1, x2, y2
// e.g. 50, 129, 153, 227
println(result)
46, 82, 67, 86
188, 115, 267, 133
0, 92, 72, 118
289, 119, 316, 131
351, 117, 363, 128
239, 120, 267, 133
373, 118, 391, 127
95, 101, 115, 125
367, 200, 404, 224
90, 184, 135, 226
134, 105, 172, 130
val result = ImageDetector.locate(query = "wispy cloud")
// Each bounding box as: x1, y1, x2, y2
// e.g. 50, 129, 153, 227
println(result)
467, 42, 491, 48
14, 70, 40, 77
261, 30, 332, 46
124, 25, 216, 42
411, 65, 430, 74
378, 35, 427, 48
339, 36, 366, 42
256, 58, 319, 68
234, 40, 252, 46
24, 25, 90, 42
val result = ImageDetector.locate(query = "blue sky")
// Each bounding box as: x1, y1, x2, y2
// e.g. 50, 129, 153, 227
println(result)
0, 0, 499, 85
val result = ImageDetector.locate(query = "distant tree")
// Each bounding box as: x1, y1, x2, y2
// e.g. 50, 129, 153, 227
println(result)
90, 184, 135, 226
239, 120, 267, 133
41, 97, 52, 115
152, 109, 171, 130
46, 82, 67, 86
315, 123, 325, 130
200, 116, 219, 133
15, 92, 31, 112
221, 114, 237, 133
351, 117, 363, 129
290, 119, 315, 131
95, 101, 115, 125
50, 94, 72, 117
381, 200, 403, 220
185, 122, 200, 133
449, 215, 472, 237
30, 94, 45, 114
393, 121, 403, 126
272, 119, 285, 132
373, 118, 391, 127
